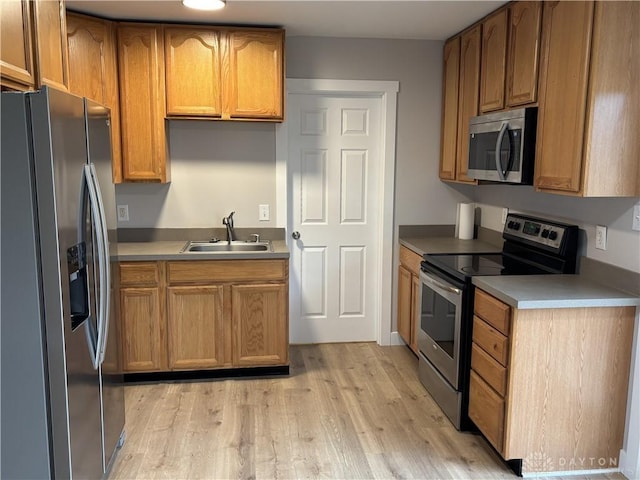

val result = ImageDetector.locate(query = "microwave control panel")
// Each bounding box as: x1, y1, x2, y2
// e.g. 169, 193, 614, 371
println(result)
503, 214, 566, 250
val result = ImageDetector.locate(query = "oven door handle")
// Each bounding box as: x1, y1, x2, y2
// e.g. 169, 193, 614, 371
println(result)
420, 270, 462, 296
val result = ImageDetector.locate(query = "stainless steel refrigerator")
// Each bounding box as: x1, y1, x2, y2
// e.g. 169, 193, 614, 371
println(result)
1, 87, 125, 479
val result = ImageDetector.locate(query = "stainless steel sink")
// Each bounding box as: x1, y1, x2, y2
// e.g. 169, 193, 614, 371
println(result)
180, 240, 272, 253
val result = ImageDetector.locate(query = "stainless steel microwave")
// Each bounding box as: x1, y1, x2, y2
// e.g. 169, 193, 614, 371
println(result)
467, 107, 537, 184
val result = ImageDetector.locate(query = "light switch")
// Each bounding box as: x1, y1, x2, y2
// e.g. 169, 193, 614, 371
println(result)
259, 204, 270, 221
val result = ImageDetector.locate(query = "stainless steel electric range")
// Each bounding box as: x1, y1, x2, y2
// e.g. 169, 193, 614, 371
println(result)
417, 213, 579, 430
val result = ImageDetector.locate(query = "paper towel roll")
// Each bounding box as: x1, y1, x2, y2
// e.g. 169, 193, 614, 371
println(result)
457, 203, 475, 240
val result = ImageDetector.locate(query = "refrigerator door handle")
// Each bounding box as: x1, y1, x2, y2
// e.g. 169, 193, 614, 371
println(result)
84, 164, 109, 368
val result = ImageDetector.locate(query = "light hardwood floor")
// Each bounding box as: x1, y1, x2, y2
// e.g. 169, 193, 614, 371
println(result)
109, 343, 625, 479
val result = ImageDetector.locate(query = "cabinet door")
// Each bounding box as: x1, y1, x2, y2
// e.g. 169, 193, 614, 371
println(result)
0, 0, 35, 90
120, 287, 165, 372
469, 370, 505, 454
480, 9, 508, 113
506, 1, 542, 107
33, 0, 69, 91
117, 24, 169, 183
232, 283, 288, 366
410, 273, 421, 354
439, 36, 460, 181
167, 286, 224, 370
224, 29, 284, 120
66, 13, 122, 183
165, 27, 222, 117
397, 265, 413, 348
535, 1, 594, 193
456, 25, 481, 184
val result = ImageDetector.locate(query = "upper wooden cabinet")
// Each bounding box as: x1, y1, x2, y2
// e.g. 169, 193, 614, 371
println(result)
164, 26, 222, 117
1, 0, 70, 92
480, 2, 542, 113
32, 0, 69, 92
479, 8, 508, 113
505, 1, 542, 107
66, 12, 122, 182
0, 0, 35, 90
455, 25, 481, 184
164, 27, 284, 121
224, 29, 284, 121
117, 23, 169, 183
535, 1, 639, 196
439, 36, 460, 181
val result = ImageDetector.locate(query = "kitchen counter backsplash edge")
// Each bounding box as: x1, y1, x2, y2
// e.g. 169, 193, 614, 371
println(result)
118, 227, 286, 242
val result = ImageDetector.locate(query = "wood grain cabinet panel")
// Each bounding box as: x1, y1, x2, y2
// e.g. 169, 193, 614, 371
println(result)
66, 12, 122, 182
535, 1, 593, 193
455, 25, 481, 184
224, 29, 284, 120
167, 285, 224, 370
117, 23, 169, 183
479, 8, 508, 113
397, 265, 413, 349
33, 0, 69, 92
232, 283, 288, 366
474, 288, 510, 335
470, 287, 635, 475
439, 36, 460, 181
469, 371, 505, 453
505, 1, 542, 107
0, 0, 35, 90
535, 1, 638, 197
397, 246, 421, 354
165, 27, 222, 117
120, 287, 165, 372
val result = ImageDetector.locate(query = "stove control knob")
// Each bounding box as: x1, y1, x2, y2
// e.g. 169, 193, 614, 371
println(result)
507, 221, 515, 229
541, 229, 550, 238
548, 231, 558, 241
513, 222, 521, 230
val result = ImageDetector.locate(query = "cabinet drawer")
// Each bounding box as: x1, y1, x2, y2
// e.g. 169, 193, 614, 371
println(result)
474, 289, 510, 335
471, 343, 507, 396
469, 370, 505, 454
120, 262, 160, 286
399, 245, 422, 276
473, 316, 509, 366
168, 259, 287, 284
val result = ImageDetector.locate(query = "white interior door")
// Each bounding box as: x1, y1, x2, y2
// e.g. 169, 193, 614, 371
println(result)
288, 93, 382, 343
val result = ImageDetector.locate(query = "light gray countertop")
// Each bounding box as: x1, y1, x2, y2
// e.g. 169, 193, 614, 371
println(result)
117, 240, 290, 261
399, 237, 501, 256
472, 275, 640, 309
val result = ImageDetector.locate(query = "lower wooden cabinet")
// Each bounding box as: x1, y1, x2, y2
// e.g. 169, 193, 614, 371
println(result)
167, 285, 224, 370
119, 259, 289, 374
119, 261, 166, 372
469, 288, 635, 475
397, 246, 421, 354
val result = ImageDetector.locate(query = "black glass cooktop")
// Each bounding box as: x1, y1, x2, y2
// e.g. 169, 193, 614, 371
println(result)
423, 253, 550, 281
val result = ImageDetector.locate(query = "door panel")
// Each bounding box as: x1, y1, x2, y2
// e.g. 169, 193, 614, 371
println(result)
289, 94, 381, 343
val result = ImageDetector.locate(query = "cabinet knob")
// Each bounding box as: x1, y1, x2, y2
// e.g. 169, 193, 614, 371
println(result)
292, 231, 301, 240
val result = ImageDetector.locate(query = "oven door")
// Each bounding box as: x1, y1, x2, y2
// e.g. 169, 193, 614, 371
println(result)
418, 269, 464, 390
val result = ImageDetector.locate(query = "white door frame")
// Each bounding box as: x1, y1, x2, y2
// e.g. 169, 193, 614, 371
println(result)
275, 78, 399, 346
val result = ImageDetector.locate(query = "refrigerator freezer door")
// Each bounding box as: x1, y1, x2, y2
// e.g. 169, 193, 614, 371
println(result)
29, 88, 105, 479
85, 98, 125, 473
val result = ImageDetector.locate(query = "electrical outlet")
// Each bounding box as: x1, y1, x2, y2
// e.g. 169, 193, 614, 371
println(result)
595, 225, 607, 250
259, 204, 270, 221
117, 204, 129, 222
633, 203, 640, 231
501, 208, 509, 225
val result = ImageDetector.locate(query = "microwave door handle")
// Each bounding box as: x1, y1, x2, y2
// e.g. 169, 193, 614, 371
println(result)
495, 122, 509, 181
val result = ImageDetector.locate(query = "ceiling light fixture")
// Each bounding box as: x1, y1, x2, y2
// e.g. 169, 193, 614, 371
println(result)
182, 0, 226, 11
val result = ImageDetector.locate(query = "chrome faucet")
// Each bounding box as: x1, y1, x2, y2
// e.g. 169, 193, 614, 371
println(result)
222, 211, 236, 243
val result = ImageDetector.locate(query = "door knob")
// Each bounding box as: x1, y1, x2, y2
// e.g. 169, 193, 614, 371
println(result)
292, 231, 301, 240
